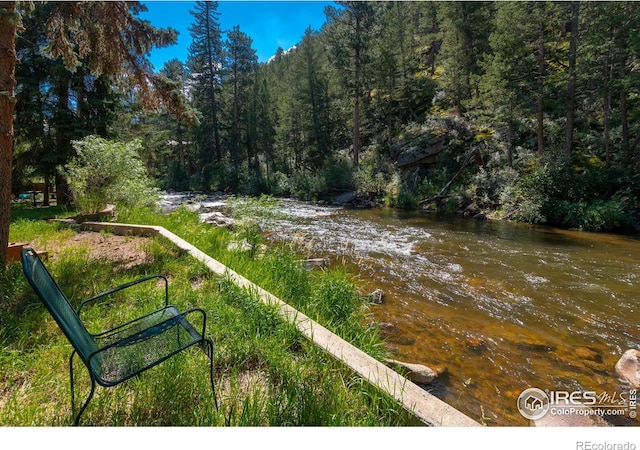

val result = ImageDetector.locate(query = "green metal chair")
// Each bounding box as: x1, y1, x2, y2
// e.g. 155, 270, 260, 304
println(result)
20, 247, 218, 425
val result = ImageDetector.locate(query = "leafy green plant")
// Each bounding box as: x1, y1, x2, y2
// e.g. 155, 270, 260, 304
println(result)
62, 136, 159, 214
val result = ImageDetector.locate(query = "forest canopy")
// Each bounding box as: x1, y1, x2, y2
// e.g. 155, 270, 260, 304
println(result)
11, 1, 640, 233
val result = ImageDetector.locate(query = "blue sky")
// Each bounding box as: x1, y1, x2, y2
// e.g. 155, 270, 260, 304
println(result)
139, 1, 335, 69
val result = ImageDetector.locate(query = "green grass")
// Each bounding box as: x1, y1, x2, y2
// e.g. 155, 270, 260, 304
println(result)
1, 206, 413, 426
10, 202, 76, 223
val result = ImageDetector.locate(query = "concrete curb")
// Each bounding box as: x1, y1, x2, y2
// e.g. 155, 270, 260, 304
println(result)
81, 221, 479, 427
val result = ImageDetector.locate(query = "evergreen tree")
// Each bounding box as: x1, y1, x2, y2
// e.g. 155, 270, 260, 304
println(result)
223, 25, 257, 190
1, 1, 179, 267
480, 2, 538, 166
155, 58, 200, 189
187, 0, 223, 188
324, 1, 375, 168
581, 2, 640, 167
252, 73, 276, 186
294, 27, 333, 170
437, 2, 494, 115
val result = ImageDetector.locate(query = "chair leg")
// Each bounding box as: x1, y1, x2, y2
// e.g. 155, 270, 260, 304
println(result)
203, 339, 218, 411
69, 350, 96, 426
69, 351, 76, 420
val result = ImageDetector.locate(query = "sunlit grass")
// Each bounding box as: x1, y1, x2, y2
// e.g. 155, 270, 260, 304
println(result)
1, 211, 413, 426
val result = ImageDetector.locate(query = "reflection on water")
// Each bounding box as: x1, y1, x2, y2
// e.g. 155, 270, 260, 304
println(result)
263, 200, 640, 426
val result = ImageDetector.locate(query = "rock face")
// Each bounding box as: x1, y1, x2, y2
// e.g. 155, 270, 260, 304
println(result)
395, 135, 446, 170
383, 358, 438, 385
615, 349, 640, 389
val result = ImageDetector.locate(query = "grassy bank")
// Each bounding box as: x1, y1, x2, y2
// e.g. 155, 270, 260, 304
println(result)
1, 205, 412, 426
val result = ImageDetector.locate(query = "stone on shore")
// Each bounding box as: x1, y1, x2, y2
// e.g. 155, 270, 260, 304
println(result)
615, 349, 640, 389
202, 211, 236, 229
332, 191, 357, 206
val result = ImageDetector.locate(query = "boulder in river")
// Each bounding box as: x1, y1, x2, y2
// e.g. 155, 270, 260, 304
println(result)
364, 289, 384, 304
615, 349, 640, 389
298, 258, 328, 270
383, 358, 439, 385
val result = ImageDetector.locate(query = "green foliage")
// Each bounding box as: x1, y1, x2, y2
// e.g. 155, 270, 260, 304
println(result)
62, 136, 159, 214
385, 189, 419, 210
286, 159, 354, 200
13, 1, 640, 235
308, 269, 360, 329
496, 157, 636, 231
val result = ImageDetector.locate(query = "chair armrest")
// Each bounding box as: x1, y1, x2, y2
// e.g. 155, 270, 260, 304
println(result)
77, 274, 169, 316
181, 307, 208, 340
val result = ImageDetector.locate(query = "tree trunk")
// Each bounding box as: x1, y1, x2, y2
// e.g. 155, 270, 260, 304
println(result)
54, 69, 73, 205
564, 1, 579, 158
0, 1, 17, 269
620, 88, 630, 163
353, 13, 362, 169
604, 92, 611, 167
42, 176, 50, 207
204, 2, 221, 163
536, 2, 546, 157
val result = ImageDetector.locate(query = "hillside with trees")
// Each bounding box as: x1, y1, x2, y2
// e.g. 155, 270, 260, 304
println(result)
10, 1, 640, 236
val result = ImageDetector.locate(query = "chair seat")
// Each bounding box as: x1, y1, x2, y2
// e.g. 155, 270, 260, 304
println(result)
91, 306, 203, 386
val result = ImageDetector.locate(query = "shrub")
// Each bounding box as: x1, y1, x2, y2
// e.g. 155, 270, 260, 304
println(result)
62, 136, 158, 214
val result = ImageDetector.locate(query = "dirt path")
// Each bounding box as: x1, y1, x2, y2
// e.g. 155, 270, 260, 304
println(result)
46, 230, 151, 269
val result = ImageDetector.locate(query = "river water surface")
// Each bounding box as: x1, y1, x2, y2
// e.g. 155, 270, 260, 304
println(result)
264, 200, 640, 426
166, 194, 640, 426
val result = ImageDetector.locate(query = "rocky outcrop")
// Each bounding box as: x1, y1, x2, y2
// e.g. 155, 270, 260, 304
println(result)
615, 349, 640, 389
395, 135, 446, 170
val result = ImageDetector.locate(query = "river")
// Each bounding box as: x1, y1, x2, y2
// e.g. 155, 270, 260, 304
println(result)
164, 194, 640, 426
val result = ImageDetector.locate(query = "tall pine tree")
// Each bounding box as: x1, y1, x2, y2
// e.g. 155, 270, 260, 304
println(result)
187, 0, 223, 188
223, 25, 257, 190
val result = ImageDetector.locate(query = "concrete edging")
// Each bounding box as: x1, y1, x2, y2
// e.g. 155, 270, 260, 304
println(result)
81, 221, 479, 427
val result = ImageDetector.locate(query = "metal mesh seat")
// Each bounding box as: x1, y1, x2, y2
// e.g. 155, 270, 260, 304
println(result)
21, 247, 217, 425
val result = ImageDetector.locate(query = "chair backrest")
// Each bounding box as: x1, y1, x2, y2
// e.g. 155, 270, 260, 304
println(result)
21, 248, 97, 361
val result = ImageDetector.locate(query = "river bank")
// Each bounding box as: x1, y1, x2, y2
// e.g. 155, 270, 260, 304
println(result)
161, 192, 640, 426
3, 204, 415, 426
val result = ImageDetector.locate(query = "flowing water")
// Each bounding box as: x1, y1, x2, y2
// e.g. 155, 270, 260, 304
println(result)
263, 200, 640, 426
164, 194, 640, 426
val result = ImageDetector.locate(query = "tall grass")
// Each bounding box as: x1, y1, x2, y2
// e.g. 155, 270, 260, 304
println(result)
119, 205, 388, 358
1, 213, 413, 426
